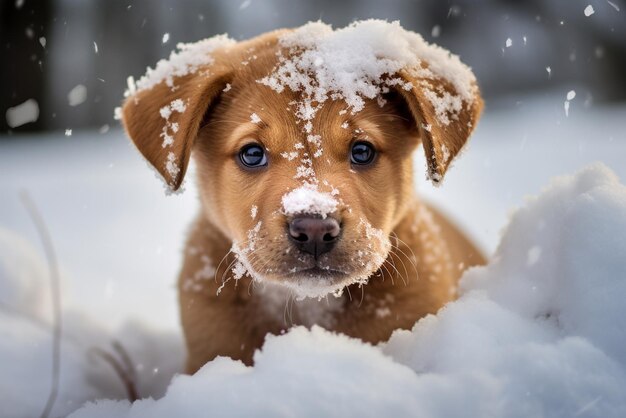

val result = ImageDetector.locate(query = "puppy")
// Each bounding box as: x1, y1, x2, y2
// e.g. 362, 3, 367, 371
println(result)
120, 21, 484, 374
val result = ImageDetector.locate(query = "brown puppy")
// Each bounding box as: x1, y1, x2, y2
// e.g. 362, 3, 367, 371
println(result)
121, 22, 484, 374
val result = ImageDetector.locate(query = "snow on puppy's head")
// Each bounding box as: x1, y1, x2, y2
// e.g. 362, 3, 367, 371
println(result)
258, 19, 483, 185
261, 20, 476, 118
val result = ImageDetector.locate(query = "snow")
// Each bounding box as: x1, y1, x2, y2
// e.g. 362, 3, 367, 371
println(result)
505, 37, 513, 47
566, 89, 576, 100
607, 1, 620, 12
68, 163, 626, 417
564, 90, 576, 117
584, 5, 595, 16
159, 99, 186, 148
161, 33, 169, 44
250, 112, 261, 124
5, 99, 39, 128
128, 35, 236, 94
281, 184, 339, 219
68, 84, 88, 107
67, 164, 626, 417
259, 20, 477, 125
1, 95, 625, 416
65, 129, 72, 136
164, 151, 180, 179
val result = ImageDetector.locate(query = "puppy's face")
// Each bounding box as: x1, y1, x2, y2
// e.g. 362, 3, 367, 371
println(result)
194, 75, 420, 297
120, 25, 482, 298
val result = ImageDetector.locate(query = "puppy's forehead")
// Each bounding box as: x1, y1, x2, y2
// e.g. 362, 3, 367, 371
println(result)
226, 90, 375, 158
220, 47, 403, 159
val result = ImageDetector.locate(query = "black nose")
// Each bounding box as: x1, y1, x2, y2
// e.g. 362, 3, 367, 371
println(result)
288, 217, 341, 258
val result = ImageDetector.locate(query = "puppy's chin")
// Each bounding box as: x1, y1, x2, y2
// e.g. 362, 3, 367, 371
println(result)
279, 268, 369, 300
239, 254, 377, 300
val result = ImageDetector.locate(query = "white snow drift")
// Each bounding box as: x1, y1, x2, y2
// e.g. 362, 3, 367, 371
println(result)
2, 163, 624, 417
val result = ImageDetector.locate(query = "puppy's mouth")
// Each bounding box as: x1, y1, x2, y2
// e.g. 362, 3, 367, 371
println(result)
285, 266, 349, 280
278, 265, 363, 300
245, 253, 366, 299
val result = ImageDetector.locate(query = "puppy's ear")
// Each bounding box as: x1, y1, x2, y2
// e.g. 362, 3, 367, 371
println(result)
395, 69, 483, 185
121, 69, 232, 190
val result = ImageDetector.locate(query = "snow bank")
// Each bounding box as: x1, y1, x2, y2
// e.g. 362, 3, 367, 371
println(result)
68, 163, 626, 418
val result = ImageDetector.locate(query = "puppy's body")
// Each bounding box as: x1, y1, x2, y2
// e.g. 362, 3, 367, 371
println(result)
179, 200, 484, 372
121, 22, 485, 374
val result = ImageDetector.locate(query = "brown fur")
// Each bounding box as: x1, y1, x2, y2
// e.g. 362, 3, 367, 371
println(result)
121, 28, 485, 374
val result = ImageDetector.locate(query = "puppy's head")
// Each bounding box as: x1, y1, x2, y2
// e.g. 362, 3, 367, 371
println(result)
121, 22, 482, 299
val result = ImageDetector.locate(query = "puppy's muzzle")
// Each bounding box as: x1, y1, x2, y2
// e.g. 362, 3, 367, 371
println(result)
288, 216, 341, 259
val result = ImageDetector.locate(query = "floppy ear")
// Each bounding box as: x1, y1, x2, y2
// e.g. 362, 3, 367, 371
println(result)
395, 68, 483, 185
121, 69, 232, 190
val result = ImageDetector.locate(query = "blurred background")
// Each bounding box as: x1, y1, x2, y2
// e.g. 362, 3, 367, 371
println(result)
0, 0, 625, 335
1, 3, 625, 415
1, 0, 625, 134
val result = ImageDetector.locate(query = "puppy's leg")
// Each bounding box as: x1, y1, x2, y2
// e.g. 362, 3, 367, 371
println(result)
179, 287, 271, 373
178, 215, 282, 373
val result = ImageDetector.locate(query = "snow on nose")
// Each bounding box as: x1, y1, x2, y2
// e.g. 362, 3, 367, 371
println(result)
281, 184, 338, 219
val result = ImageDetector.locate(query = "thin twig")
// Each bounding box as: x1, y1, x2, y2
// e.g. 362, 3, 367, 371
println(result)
112, 341, 139, 397
89, 342, 139, 402
20, 191, 62, 418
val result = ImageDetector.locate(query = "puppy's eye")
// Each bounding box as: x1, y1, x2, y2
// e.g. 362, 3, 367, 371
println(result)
350, 141, 376, 165
239, 144, 268, 168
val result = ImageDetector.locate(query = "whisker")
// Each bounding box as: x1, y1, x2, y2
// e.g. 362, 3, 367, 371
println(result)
247, 275, 255, 296
355, 248, 392, 282
256, 250, 284, 275
390, 242, 419, 283
213, 249, 234, 284
388, 248, 409, 286
283, 289, 292, 326
390, 232, 419, 273
358, 284, 365, 308
213, 235, 257, 284
345, 285, 353, 302
289, 291, 296, 326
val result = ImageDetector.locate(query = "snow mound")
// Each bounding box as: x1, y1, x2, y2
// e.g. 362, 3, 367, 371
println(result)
70, 163, 626, 418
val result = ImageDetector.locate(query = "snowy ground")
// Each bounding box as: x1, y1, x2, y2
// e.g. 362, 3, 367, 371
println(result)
1, 94, 625, 417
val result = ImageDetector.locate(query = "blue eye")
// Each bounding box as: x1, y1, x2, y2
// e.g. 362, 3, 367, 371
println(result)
350, 141, 376, 165
239, 144, 268, 168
